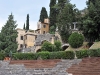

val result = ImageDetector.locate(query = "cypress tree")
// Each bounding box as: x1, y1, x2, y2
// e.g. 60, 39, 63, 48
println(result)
49, 0, 57, 32
39, 7, 48, 23
23, 23, 26, 30
0, 13, 18, 53
26, 14, 29, 30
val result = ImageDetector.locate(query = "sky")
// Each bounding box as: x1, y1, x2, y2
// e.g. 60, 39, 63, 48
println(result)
0, 0, 87, 30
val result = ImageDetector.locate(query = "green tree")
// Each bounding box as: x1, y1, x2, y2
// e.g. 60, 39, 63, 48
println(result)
0, 13, 18, 53
41, 41, 55, 52
39, 7, 48, 23
49, 0, 57, 32
26, 14, 29, 30
23, 23, 26, 29
83, 0, 100, 42
57, 1, 76, 43
68, 32, 84, 48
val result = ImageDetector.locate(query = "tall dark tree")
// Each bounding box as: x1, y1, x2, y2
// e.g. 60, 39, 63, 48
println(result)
0, 13, 18, 53
56, 0, 77, 43
83, 0, 100, 42
26, 14, 29, 30
23, 23, 26, 29
39, 7, 48, 23
49, 0, 57, 33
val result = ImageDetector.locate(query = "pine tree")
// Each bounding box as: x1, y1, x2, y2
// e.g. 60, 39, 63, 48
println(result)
23, 23, 26, 30
26, 14, 29, 30
0, 13, 18, 53
49, 0, 57, 33
39, 7, 48, 23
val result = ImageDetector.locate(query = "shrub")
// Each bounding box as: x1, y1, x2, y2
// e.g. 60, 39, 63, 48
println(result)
76, 50, 89, 59
41, 41, 55, 52
12, 53, 37, 60
96, 48, 100, 57
54, 40, 62, 51
49, 51, 75, 59
49, 51, 66, 59
36, 51, 50, 59
68, 32, 84, 48
88, 49, 100, 57
65, 51, 75, 59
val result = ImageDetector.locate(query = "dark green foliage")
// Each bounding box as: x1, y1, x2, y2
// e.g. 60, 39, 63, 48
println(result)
88, 49, 100, 57
0, 13, 18, 53
12, 53, 37, 60
49, 0, 57, 31
83, 0, 100, 42
68, 32, 84, 48
39, 7, 48, 23
26, 14, 29, 30
49, 51, 66, 59
12, 51, 75, 60
49, 51, 75, 59
76, 50, 89, 59
0, 52, 5, 60
49, 26, 56, 34
65, 51, 75, 59
41, 41, 55, 52
36, 51, 50, 59
56, 1, 76, 43
23, 23, 26, 29
54, 40, 62, 51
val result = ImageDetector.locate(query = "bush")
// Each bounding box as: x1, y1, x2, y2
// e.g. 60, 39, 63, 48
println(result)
76, 50, 89, 59
41, 41, 55, 52
36, 51, 50, 59
54, 40, 62, 51
65, 51, 75, 59
68, 32, 84, 48
49, 51, 66, 59
49, 51, 75, 59
88, 49, 100, 57
12, 53, 37, 60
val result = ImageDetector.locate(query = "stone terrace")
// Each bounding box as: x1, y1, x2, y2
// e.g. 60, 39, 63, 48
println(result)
0, 59, 81, 75
67, 57, 100, 75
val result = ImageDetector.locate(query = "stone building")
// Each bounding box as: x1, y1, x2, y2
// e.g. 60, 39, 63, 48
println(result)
16, 28, 36, 51
36, 18, 49, 34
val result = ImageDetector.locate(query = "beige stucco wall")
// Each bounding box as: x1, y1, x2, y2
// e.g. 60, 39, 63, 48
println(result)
16, 28, 37, 50
40, 23, 49, 34
25, 34, 36, 48
16, 28, 26, 50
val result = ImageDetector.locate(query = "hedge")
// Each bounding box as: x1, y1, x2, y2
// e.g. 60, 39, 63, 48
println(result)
89, 49, 100, 57
12, 53, 37, 60
2, 49, 100, 60
76, 50, 89, 59
36, 51, 50, 59
12, 51, 75, 60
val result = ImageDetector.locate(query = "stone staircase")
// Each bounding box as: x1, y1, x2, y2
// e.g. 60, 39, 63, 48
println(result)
0, 59, 81, 75
67, 57, 100, 75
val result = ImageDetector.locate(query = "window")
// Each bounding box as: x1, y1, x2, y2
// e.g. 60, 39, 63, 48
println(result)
20, 36, 23, 40
20, 44, 23, 48
43, 31, 45, 34
43, 25, 46, 28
